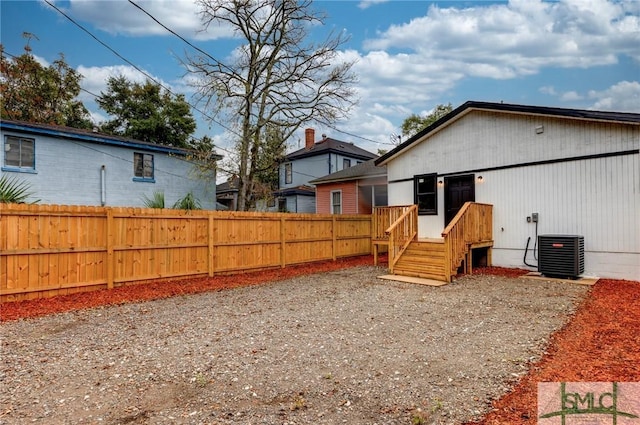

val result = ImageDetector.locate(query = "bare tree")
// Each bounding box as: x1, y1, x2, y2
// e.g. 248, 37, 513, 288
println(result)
185, 0, 357, 210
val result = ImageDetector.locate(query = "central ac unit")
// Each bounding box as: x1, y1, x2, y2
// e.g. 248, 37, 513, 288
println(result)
538, 235, 584, 279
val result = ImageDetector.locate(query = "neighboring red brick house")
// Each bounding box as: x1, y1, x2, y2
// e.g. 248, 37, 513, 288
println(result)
310, 159, 387, 214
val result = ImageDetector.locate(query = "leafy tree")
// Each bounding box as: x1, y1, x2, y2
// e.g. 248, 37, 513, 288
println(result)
401, 103, 453, 140
96, 76, 197, 149
0, 35, 92, 128
186, 0, 357, 210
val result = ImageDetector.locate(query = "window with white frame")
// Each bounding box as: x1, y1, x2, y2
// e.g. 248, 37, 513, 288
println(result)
133, 152, 154, 181
331, 190, 342, 214
3, 136, 35, 171
343, 158, 351, 169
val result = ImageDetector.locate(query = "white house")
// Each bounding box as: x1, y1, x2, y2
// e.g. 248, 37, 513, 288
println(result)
376, 101, 639, 280
1, 120, 220, 209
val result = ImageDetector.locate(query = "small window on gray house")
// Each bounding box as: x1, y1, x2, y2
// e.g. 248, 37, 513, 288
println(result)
278, 198, 287, 212
331, 190, 342, 214
3, 136, 35, 170
134, 152, 154, 181
343, 158, 351, 169
284, 163, 292, 184
414, 173, 437, 215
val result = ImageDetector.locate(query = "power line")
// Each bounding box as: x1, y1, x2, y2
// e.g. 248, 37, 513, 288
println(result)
127, 0, 235, 75
125, 2, 392, 151
325, 123, 396, 146
41, 0, 242, 152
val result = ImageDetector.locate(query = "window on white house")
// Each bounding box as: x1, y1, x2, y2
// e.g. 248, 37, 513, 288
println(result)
414, 173, 437, 215
134, 152, 154, 181
3, 136, 35, 171
343, 158, 351, 169
284, 163, 292, 184
331, 190, 342, 214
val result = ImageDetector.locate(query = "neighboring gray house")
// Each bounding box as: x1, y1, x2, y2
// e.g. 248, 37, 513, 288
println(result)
272, 128, 378, 213
0, 119, 220, 209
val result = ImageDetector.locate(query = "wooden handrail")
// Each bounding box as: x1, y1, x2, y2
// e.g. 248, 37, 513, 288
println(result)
385, 205, 418, 272
441, 202, 493, 281
386, 205, 417, 234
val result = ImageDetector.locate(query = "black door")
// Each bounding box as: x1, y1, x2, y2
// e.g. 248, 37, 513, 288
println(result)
444, 175, 475, 226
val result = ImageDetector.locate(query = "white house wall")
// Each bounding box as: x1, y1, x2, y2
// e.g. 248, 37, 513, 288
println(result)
0, 133, 217, 209
386, 110, 640, 280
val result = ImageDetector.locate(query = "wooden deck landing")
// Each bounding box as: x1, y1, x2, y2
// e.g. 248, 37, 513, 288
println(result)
377, 274, 448, 287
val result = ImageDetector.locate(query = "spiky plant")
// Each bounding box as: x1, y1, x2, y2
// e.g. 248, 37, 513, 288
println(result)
141, 191, 165, 208
0, 174, 39, 204
173, 192, 201, 210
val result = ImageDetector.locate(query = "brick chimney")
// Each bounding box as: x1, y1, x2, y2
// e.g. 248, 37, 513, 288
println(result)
305, 128, 315, 150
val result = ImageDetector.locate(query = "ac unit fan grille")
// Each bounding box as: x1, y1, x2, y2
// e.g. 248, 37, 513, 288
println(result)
538, 235, 584, 279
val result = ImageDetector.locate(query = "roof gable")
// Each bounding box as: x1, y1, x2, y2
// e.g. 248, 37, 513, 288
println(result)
376, 101, 640, 166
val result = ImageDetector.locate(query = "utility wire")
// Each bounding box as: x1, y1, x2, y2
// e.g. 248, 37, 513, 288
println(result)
127, 0, 235, 75
42, 0, 242, 152
126, 1, 392, 150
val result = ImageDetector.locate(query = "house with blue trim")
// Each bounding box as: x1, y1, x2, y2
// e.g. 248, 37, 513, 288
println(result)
0, 119, 221, 209
270, 128, 378, 213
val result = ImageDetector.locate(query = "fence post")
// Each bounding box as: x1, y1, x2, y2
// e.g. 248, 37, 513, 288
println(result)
280, 216, 286, 268
208, 214, 214, 277
106, 208, 114, 289
332, 215, 337, 261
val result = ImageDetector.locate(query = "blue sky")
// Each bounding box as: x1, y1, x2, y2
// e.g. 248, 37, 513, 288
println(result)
1, 0, 639, 165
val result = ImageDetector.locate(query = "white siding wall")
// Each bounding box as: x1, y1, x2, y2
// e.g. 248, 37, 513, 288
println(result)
386, 110, 640, 280
0, 133, 217, 209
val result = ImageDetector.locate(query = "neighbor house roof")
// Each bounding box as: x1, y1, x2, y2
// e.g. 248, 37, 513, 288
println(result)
376, 101, 640, 166
216, 176, 239, 195
286, 137, 377, 161
273, 185, 316, 197
309, 159, 385, 185
1, 119, 223, 159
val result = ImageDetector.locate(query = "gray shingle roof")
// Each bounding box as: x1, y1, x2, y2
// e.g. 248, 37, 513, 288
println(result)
286, 137, 377, 161
309, 159, 385, 184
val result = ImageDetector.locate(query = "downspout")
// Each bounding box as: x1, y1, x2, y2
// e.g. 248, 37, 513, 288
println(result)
100, 165, 107, 206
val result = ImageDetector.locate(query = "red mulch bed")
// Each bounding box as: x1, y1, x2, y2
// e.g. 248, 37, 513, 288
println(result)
0, 255, 376, 322
465, 276, 640, 424
1, 260, 638, 425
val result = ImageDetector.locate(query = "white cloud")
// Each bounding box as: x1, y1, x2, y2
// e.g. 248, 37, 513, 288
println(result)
357, 0, 390, 11
559, 91, 583, 102
332, 0, 639, 143
588, 81, 640, 112
362, 0, 639, 76
59, 0, 234, 40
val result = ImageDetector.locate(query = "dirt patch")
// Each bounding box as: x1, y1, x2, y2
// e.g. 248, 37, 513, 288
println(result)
1, 264, 592, 424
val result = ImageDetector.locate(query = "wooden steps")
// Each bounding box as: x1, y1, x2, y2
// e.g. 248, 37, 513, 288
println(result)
392, 240, 448, 282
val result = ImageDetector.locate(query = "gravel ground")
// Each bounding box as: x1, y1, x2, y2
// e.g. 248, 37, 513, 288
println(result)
0, 266, 589, 425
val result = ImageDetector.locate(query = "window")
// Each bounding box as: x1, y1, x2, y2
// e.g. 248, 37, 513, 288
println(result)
343, 158, 351, 169
331, 190, 342, 214
284, 163, 292, 184
3, 136, 35, 171
133, 152, 154, 181
278, 198, 287, 212
414, 173, 437, 215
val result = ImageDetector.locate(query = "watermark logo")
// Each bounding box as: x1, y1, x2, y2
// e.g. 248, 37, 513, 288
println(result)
538, 382, 640, 424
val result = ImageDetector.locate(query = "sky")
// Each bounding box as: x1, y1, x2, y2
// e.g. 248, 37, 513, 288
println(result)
1, 0, 639, 172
